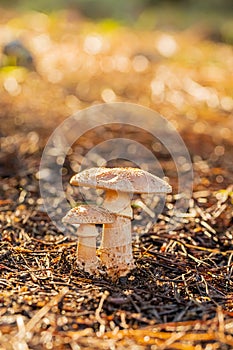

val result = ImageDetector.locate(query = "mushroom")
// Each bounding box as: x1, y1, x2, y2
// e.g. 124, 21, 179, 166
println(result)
70, 167, 172, 278
62, 204, 115, 274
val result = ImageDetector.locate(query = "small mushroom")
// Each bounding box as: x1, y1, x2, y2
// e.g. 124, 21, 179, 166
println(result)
70, 167, 172, 278
62, 204, 115, 273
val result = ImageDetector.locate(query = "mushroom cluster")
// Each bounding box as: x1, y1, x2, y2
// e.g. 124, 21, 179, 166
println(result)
64, 167, 171, 279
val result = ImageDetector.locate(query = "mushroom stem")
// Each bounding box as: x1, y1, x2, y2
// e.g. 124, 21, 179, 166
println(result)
76, 224, 99, 273
100, 216, 135, 278
102, 190, 132, 218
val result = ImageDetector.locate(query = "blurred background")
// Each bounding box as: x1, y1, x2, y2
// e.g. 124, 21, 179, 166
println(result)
0, 0, 232, 201
0, 0, 233, 33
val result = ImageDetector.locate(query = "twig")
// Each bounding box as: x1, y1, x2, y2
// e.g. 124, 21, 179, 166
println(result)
95, 291, 109, 326
11, 316, 29, 350
25, 287, 69, 333
158, 331, 186, 350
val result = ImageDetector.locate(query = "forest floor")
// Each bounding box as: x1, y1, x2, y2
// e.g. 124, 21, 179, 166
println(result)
0, 8, 233, 349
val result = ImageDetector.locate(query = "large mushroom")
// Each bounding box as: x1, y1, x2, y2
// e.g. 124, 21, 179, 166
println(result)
70, 167, 172, 278
62, 204, 115, 274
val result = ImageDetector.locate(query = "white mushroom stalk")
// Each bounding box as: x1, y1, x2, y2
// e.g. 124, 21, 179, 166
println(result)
102, 189, 133, 218
75, 224, 99, 273
62, 205, 115, 274
101, 189, 134, 278
101, 216, 134, 278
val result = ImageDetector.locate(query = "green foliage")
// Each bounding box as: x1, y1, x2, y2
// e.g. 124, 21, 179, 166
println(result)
0, 0, 232, 43
0, 0, 232, 20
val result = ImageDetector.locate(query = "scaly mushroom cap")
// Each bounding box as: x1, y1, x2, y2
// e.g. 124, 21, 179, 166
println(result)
70, 167, 172, 194
62, 205, 115, 225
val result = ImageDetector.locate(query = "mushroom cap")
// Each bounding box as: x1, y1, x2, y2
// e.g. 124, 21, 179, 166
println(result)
62, 204, 115, 224
70, 167, 172, 194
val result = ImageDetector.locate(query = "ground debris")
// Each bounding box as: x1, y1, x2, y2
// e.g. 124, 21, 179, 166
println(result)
0, 188, 232, 349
